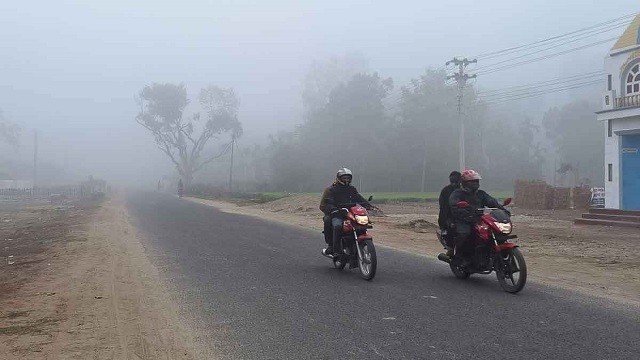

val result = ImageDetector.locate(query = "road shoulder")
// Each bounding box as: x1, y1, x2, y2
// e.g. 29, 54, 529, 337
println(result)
0, 197, 210, 359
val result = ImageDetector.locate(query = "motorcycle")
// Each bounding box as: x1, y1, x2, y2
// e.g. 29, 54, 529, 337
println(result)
437, 198, 527, 293
322, 201, 377, 281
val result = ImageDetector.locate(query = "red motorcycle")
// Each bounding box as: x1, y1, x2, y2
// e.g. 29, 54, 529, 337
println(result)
322, 201, 377, 281
437, 198, 527, 293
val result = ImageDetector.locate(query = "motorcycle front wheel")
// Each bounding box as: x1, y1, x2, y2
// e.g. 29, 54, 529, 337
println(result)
358, 240, 377, 280
496, 248, 527, 293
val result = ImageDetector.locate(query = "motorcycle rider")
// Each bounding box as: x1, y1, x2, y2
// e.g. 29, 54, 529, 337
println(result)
448, 169, 503, 261
319, 168, 375, 256
438, 171, 461, 256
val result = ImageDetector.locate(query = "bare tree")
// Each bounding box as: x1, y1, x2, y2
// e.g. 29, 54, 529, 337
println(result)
136, 83, 242, 187
0, 109, 20, 146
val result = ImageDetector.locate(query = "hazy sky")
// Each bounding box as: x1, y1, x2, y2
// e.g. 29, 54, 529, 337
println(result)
1, 0, 637, 184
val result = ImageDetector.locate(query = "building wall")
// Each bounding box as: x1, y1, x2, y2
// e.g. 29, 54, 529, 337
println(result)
602, 47, 640, 209
605, 116, 640, 208
603, 48, 640, 100
604, 121, 620, 208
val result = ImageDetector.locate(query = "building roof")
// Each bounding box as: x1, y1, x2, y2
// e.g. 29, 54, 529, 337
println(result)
612, 14, 640, 51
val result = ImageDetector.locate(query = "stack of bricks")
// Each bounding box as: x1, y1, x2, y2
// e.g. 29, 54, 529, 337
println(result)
514, 180, 591, 210
514, 180, 553, 209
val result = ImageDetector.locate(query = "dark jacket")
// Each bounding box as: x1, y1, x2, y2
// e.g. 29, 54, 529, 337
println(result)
319, 182, 371, 215
449, 188, 500, 223
438, 183, 459, 228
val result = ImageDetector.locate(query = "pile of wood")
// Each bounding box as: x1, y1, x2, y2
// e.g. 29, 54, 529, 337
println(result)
514, 180, 591, 210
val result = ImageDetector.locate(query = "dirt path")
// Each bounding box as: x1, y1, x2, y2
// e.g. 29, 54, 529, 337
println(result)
187, 196, 640, 308
0, 197, 211, 359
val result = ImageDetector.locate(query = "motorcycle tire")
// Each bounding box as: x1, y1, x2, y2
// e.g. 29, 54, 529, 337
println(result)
357, 240, 377, 281
450, 261, 471, 279
496, 248, 527, 293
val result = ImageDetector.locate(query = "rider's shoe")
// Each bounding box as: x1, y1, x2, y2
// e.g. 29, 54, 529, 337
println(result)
322, 246, 334, 257
445, 248, 454, 257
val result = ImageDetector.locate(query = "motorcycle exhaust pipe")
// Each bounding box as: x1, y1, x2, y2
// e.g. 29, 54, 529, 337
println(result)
437, 253, 451, 263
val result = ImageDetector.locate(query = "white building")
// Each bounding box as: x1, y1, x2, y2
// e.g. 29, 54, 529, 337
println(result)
597, 14, 640, 210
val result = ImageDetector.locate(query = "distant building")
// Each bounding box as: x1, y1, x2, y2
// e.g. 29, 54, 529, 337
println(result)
0, 179, 33, 190
597, 14, 640, 210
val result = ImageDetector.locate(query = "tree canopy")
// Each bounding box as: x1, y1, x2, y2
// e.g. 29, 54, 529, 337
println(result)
136, 83, 242, 186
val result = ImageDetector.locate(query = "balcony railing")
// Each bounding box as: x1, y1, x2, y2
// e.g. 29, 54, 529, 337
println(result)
614, 94, 640, 108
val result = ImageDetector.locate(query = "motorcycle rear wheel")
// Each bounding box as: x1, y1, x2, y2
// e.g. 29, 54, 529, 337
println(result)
450, 261, 471, 279
358, 240, 377, 281
496, 248, 527, 293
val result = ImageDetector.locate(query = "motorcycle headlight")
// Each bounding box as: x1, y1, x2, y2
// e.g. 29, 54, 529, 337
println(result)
495, 222, 512, 234
355, 215, 369, 225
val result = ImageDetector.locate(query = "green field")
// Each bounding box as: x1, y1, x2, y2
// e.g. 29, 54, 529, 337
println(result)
255, 191, 513, 203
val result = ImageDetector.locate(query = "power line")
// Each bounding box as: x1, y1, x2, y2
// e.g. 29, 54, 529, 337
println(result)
478, 79, 602, 104
478, 21, 630, 61
473, 12, 637, 59
477, 72, 603, 97
477, 71, 602, 94
476, 36, 618, 75
475, 27, 626, 71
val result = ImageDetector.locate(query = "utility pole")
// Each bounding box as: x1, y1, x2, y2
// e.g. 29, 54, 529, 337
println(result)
33, 130, 38, 189
228, 136, 235, 192
446, 57, 477, 171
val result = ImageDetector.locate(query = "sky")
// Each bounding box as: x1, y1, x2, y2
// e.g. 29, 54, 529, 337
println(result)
0, 0, 638, 185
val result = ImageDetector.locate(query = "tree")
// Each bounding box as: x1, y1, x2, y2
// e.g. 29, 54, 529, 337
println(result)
269, 72, 393, 191
136, 83, 242, 187
0, 109, 19, 146
302, 53, 368, 117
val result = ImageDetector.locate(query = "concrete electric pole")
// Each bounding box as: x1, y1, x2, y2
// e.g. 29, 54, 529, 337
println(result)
446, 57, 477, 171
33, 130, 38, 189
228, 135, 236, 192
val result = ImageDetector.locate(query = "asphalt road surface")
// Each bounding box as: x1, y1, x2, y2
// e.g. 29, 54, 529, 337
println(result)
126, 191, 639, 360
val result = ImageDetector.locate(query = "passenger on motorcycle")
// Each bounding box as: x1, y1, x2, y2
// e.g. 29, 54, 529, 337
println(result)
319, 168, 376, 255
448, 169, 504, 260
438, 171, 461, 256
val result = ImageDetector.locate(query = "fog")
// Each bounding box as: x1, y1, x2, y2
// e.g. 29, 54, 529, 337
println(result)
1, 0, 637, 190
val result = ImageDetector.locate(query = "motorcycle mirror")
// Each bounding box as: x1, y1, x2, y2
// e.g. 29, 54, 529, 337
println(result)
457, 201, 470, 208
368, 195, 373, 201
503, 197, 512, 206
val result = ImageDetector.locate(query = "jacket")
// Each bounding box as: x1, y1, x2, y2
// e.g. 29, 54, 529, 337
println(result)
449, 188, 501, 223
319, 182, 371, 216
438, 183, 459, 228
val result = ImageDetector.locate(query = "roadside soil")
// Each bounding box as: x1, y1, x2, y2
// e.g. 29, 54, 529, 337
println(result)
187, 195, 640, 308
0, 197, 208, 359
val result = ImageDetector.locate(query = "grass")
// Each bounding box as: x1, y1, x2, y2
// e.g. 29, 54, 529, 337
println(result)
254, 191, 514, 204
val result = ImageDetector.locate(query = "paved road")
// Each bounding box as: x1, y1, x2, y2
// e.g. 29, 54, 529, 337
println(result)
126, 192, 639, 359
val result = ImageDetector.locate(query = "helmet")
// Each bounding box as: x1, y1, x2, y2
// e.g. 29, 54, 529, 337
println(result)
336, 167, 353, 185
461, 169, 482, 182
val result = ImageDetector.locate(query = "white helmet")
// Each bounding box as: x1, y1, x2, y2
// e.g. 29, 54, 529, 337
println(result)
336, 167, 353, 185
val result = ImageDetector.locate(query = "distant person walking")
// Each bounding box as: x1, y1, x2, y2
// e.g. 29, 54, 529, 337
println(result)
177, 179, 184, 198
